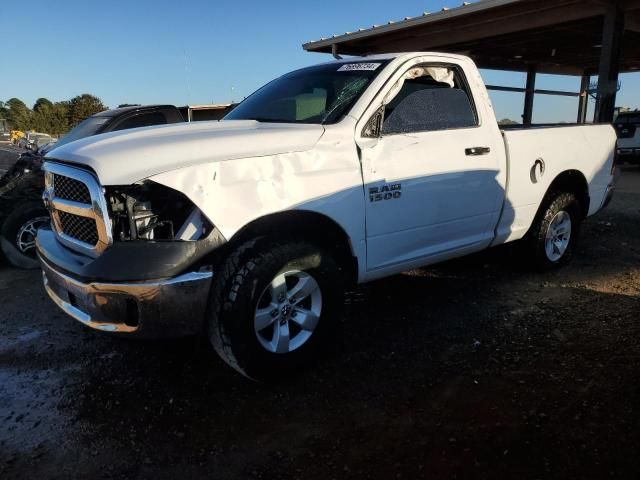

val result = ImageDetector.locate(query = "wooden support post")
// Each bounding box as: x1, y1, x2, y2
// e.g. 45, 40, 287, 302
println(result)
577, 74, 590, 124
523, 65, 536, 126
595, 3, 624, 123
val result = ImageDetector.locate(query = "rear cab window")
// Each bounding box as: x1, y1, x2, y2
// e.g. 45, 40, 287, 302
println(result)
112, 112, 168, 131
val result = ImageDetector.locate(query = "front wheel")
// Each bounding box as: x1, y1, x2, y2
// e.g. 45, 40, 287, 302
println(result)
208, 240, 343, 380
1, 203, 49, 269
523, 192, 582, 270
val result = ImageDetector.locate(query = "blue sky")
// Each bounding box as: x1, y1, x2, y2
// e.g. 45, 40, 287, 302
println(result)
2, 0, 639, 123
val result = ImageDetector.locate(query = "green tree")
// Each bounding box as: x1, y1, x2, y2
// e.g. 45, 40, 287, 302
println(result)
2, 94, 105, 135
32, 98, 55, 132
32, 100, 70, 136
68, 94, 106, 127
5, 98, 33, 130
49, 102, 70, 136
33, 97, 54, 113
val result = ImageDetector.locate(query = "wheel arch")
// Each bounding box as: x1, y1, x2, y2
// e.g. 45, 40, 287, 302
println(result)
223, 210, 360, 286
544, 169, 590, 218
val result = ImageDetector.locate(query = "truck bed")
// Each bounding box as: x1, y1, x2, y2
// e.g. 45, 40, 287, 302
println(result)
493, 124, 616, 245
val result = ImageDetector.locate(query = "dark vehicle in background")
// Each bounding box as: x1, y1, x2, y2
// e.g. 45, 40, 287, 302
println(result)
0, 104, 184, 268
615, 111, 640, 164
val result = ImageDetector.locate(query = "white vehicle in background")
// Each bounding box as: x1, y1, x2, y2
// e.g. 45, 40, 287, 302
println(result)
615, 110, 640, 164
37, 52, 617, 380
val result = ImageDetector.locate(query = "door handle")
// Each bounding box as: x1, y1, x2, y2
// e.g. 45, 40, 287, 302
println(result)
465, 146, 491, 156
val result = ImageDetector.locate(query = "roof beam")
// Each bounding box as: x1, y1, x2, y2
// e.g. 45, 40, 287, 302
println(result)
303, 0, 640, 74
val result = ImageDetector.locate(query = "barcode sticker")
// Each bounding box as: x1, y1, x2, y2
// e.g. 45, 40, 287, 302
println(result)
337, 63, 382, 72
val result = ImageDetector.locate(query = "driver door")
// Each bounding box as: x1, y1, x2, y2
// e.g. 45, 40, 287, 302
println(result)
358, 62, 506, 274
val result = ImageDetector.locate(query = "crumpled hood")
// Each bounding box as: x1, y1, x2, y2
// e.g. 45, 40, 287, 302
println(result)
45, 120, 325, 185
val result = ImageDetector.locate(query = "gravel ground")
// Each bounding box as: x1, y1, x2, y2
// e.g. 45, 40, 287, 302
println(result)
0, 150, 638, 479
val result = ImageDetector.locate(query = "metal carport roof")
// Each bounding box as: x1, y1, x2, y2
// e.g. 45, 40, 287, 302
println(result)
303, 0, 640, 122
304, 0, 640, 75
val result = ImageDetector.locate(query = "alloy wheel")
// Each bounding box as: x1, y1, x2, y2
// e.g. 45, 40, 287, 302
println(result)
254, 270, 323, 354
15, 216, 49, 257
544, 210, 572, 262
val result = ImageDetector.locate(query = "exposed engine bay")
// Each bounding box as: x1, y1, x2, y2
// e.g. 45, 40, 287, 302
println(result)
105, 181, 211, 242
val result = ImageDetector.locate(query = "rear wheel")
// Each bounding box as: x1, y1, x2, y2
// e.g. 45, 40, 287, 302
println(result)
523, 192, 581, 270
208, 239, 343, 380
1, 203, 49, 269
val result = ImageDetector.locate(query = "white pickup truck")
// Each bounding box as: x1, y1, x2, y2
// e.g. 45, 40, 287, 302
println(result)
37, 53, 616, 379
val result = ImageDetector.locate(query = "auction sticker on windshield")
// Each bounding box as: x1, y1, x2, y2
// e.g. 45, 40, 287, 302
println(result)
338, 63, 382, 72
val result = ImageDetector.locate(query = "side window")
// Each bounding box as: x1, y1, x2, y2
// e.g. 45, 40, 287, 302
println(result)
382, 66, 477, 135
113, 112, 168, 131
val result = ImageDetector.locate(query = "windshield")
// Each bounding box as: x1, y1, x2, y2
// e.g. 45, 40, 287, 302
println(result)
225, 61, 389, 124
53, 116, 111, 149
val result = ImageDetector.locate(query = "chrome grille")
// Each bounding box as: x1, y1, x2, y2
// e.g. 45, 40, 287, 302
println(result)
58, 211, 99, 245
43, 162, 113, 257
53, 174, 91, 204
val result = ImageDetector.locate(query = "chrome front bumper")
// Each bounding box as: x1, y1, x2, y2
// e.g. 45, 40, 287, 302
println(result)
40, 257, 213, 338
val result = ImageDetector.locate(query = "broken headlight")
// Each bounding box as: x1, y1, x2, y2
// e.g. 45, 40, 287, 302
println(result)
105, 181, 212, 242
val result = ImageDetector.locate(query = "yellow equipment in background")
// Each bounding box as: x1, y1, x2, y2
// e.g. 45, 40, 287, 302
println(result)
11, 130, 24, 144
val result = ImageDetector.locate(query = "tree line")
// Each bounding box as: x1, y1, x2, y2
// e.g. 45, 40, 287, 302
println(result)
0, 94, 107, 136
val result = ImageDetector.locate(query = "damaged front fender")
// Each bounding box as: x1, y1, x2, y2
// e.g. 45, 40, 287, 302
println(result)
148, 122, 367, 274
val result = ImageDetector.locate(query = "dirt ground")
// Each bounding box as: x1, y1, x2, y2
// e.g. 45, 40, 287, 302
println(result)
0, 148, 638, 479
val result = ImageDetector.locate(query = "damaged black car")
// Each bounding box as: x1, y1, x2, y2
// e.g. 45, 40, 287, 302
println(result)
0, 105, 185, 268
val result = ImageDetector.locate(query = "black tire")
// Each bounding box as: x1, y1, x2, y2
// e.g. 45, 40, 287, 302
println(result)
0, 203, 49, 269
523, 192, 582, 271
207, 239, 343, 380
